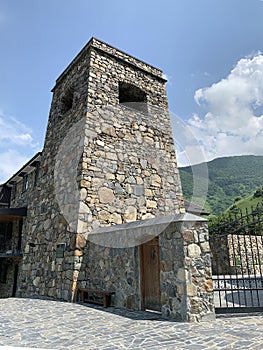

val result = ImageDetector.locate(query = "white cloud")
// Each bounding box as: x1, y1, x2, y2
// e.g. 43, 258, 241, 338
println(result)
184, 53, 263, 163
0, 113, 39, 183
0, 114, 35, 147
0, 149, 29, 183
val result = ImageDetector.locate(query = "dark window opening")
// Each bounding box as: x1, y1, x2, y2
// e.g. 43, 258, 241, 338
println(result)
0, 263, 8, 284
61, 88, 74, 114
119, 82, 147, 113
0, 222, 13, 254
0, 222, 13, 243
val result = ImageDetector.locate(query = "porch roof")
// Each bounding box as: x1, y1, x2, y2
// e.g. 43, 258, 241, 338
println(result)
88, 213, 207, 248
0, 207, 27, 221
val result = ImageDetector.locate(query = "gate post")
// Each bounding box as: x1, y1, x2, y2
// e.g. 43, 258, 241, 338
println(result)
160, 215, 215, 322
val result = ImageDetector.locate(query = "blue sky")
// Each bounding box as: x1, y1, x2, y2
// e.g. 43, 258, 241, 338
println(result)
0, 0, 263, 182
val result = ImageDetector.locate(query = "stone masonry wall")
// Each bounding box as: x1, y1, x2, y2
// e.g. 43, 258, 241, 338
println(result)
8, 163, 74, 300
210, 234, 263, 275
78, 105, 183, 233
77, 243, 141, 309
160, 220, 214, 322
73, 218, 215, 321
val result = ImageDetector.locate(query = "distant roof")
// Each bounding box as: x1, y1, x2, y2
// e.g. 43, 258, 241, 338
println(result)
184, 200, 210, 216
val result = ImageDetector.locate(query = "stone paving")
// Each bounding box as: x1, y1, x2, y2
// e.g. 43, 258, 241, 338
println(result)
0, 298, 262, 349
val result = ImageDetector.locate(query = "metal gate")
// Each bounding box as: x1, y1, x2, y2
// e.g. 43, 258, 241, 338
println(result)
209, 205, 263, 313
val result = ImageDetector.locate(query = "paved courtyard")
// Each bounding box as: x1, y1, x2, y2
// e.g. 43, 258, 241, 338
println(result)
0, 298, 262, 349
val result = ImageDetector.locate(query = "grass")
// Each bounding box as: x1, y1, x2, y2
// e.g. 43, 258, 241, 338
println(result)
225, 194, 263, 215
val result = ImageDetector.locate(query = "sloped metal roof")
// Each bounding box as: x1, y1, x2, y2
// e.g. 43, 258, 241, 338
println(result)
184, 200, 210, 216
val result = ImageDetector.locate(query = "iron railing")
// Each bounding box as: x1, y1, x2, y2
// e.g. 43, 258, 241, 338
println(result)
209, 204, 263, 313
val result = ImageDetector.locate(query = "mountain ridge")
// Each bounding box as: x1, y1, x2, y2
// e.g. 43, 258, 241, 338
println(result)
179, 155, 263, 215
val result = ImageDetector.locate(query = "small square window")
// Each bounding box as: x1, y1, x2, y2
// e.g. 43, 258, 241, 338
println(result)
56, 243, 66, 258
119, 82, 148, 114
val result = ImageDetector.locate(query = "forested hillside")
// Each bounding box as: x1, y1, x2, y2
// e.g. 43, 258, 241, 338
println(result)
179, 155, 263, 215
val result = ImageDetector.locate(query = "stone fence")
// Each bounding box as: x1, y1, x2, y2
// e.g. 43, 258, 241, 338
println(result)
210, 234, 263, 275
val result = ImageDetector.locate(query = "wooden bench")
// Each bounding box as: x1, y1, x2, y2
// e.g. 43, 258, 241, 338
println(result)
77, 288, 115, 308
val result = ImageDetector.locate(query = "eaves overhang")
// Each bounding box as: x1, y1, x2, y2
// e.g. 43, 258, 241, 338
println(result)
4, 152, 42, 187
88, 213, 207, 248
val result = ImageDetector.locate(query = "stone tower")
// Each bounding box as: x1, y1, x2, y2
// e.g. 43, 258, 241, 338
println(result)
46, 37, 185, 226
15, 38, 214, 321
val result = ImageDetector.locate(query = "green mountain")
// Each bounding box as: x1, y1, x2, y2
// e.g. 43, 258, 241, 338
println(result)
179, 155, 263, 215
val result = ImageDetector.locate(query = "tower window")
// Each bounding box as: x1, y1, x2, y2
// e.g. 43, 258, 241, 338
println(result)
119, 82, 147, 113
61, 88, 74, 113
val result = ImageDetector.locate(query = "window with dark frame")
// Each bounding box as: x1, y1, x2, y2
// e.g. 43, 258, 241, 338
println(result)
56, 243, 66, 258
119, 82, 148, 114
22, 174, 29, 192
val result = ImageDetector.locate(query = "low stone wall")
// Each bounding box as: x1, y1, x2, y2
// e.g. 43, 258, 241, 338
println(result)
210, 234, 263, 275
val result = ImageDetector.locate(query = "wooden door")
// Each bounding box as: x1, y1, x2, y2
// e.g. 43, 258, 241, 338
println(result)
140, 236, 161, 311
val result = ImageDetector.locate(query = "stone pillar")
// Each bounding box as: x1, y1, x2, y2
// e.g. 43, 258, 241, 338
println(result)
160, 216, 215, 322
